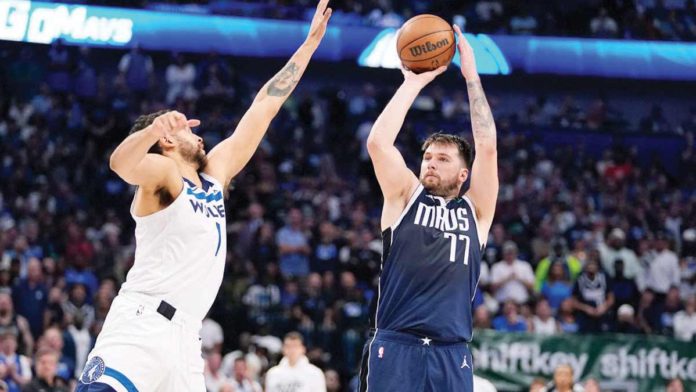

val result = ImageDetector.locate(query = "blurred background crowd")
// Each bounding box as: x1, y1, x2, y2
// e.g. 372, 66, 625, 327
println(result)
56, 0, 696, 41
0, 1, 695, 391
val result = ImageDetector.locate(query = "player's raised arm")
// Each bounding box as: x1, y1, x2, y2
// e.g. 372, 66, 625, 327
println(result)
454, 25, 498, 241
367, 65, 446, 229
204, 0, 332, 187
109, 111, 198, 190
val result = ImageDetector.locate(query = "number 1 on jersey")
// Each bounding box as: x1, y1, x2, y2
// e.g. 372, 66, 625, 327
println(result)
444, 233, 470, 265
215, 222, 222, 256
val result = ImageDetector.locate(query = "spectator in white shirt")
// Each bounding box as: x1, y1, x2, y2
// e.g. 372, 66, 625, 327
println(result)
165, 53, 198, 104
265, 332, 326, 392
204, 351, 226, 392
599, 228, 640, 279
491, 241, 535, 304
228, 357, 262, 392
530, 298, 560, 335
474, 374, 498, 392
645, 232, 681, 298
673, 295, 696, 342
590, 8, 619, 37
200, 316, 224, 354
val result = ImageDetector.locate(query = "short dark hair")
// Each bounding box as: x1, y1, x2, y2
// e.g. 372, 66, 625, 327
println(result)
421, 132, 473, 168
284, 331, 304, 344
129, 109, 170, 154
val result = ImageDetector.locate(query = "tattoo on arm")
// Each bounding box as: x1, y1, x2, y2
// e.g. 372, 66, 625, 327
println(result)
466, 79, 496, 141
267, 62, 300, 97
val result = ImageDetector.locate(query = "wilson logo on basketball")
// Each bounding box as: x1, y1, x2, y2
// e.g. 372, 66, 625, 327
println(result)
409, 38, 450, 57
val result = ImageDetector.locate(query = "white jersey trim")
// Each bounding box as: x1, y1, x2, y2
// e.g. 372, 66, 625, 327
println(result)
199, 172, 223, 190
129, 180, 185, 221
391, 184, 424, 231
462, 195, 486, 248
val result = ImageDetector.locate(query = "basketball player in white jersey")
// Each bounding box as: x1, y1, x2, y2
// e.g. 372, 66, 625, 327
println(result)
76, 2, 332, 391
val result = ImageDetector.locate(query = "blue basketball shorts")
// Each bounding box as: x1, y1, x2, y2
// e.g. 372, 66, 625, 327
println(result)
358, 329, 474, 392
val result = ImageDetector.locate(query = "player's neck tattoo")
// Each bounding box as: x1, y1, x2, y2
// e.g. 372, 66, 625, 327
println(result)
267, 62, 300, 97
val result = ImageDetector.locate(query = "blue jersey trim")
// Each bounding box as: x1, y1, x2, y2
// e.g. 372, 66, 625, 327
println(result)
104, 367, 139, 392
215, 222, 222, 256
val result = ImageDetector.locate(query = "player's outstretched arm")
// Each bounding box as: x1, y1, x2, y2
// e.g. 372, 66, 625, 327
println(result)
367, 65, 446, 229
109, 111, 197, 191
204, 0, 332, 187
455, 25, 498, 242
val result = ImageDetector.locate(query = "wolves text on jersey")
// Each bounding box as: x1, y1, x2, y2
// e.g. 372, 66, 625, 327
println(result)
189, 199, 225, 218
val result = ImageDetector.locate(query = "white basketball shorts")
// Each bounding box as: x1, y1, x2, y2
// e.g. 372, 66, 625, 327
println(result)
76, 291, 205, 392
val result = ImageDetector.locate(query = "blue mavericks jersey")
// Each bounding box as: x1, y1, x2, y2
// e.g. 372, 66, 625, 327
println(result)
372, 184, 482, 342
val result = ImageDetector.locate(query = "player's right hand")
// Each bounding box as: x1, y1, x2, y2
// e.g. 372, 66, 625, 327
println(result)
149, 111, 200, 140
402, 65, 447, 89
304, 0, 332, 49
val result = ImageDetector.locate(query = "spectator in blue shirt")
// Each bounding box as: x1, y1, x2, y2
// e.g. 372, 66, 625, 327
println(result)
541, 262, 573, 313
276, 208, 311, 278
11, 258, 47, 340
493, 301, 528, 332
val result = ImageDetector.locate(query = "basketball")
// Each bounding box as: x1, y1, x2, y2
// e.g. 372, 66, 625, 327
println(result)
396, 14, 455, 74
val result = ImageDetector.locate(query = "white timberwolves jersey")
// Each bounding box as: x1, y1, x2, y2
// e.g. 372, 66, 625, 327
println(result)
121, 173, 226, 320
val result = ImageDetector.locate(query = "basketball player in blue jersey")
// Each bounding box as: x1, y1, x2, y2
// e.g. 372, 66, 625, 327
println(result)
358, 25, 498, 391
75, 2, 332, 391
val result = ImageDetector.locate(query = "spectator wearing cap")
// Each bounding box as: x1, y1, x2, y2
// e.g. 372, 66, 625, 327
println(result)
0, 331, 31, 392
22, 348, 68, 392
599, 228, 640, 279
616, 304, 640, 334
645, 232, 681, 300
673, 295, 696, 341
491, 241, 535, 304
200, 315, 224, 354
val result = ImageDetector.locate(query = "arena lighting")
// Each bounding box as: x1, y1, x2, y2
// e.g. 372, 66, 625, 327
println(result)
0, 1, 133, 45
1, 1, 696, 80
358, 29, 511, 75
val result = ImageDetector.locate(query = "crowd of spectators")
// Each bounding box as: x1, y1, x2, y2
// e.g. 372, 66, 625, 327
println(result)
0, 38, 694, 392
59, 0, 696, 41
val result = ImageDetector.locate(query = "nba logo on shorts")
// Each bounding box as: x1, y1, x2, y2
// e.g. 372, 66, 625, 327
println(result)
80, 356, 105, 384
378, 347, 384, 359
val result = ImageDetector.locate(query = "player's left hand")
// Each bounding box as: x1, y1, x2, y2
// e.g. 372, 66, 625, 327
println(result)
305, 0, 333, 49
453, 24, 478, 81
402, 65, 447, 89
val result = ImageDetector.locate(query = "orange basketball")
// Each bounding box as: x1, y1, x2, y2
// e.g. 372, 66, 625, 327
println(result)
396, 14, 455, 74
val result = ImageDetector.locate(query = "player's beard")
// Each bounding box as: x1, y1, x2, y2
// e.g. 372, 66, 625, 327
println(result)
180, 141, 208, 171
420, 173, 460, 198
